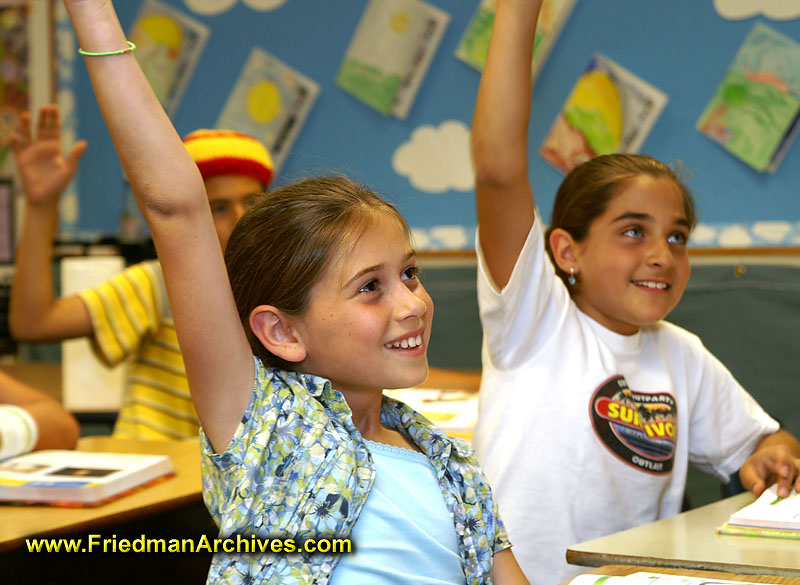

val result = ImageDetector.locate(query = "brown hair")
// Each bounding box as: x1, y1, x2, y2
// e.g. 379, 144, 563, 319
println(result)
544, 154, 697, 286
224, 175, 410, 368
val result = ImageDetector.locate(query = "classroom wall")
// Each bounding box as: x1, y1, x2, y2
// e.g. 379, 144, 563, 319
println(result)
55, 0, 800, 249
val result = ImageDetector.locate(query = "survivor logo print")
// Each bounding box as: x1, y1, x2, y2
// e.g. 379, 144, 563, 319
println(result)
590, 376, 676, 475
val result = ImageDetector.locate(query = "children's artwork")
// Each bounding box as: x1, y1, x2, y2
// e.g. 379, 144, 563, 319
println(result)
0, 4, 29, 166
540, 54, 668, 174
216, 48, 320, 172
697, 22, 800, 173
128, 0, 209, 116
455, 0, 577, 85
336, 0, 450, 119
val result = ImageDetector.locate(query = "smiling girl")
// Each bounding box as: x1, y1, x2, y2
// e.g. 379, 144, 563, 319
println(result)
471, 1, 800, 584
63, 1, 528, 583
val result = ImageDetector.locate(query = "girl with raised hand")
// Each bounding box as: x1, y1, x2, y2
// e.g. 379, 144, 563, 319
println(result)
472, 0, 800, 583
63, 1, 528, 583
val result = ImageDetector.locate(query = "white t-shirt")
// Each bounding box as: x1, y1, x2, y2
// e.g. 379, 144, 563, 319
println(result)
473, 216, 779, 585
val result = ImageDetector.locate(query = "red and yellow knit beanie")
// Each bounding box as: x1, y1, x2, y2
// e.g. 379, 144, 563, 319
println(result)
183, 129, 274, 188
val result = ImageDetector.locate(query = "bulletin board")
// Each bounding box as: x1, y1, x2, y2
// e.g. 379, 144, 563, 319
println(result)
57, 0, 800, 250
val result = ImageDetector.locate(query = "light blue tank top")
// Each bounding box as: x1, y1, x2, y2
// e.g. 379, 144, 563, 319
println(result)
329, 439, 465, 585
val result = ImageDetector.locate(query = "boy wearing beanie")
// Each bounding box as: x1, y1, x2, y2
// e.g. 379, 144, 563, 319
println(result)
9, 106, 274, 440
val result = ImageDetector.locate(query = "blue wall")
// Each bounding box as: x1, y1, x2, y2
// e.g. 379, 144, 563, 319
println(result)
64, 0, 800, 249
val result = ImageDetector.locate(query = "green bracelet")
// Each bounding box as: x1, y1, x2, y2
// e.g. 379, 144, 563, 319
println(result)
78, 40, 136, 57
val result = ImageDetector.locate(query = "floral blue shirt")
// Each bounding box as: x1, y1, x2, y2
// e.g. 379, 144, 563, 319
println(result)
201, 357, 510, 585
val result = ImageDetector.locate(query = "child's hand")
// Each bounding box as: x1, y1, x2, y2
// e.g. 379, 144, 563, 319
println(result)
10, 105, 87, 208
739, 444, 800, 498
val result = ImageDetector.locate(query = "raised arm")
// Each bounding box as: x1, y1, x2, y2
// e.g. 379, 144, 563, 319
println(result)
9, 106, 92, 342
471, 0, 543, 289
0, 369, 80, 451
63, 0, 254, 450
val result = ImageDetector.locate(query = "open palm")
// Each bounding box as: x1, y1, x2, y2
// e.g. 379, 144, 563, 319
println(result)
11, 106, 87, 206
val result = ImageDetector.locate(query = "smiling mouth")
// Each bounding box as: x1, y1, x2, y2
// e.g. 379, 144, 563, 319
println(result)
384, 335, 423, 350
632, 280, 670, 290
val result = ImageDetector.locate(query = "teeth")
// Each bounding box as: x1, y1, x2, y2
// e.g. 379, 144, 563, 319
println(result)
635, 281, 667, 289
384, 335, 424, 349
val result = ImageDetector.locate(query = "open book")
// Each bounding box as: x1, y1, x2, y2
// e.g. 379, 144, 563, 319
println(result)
0, 450, 174, 506
716, 484, 800, 539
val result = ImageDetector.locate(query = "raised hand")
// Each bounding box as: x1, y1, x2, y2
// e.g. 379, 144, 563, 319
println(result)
10, 105, 87, 207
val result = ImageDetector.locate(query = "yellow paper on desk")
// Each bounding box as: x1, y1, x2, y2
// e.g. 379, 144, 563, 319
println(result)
725, 483, 800, 533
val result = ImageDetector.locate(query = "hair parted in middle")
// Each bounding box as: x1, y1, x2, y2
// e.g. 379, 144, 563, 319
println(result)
224, 175, 411, 369
544, 153, 697, 287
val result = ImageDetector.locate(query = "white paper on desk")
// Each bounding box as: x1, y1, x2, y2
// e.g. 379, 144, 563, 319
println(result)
61, 257, 127, 412
569, 572, 775, 585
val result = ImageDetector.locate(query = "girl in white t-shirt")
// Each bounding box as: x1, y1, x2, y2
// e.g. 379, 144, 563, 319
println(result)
472, 1, 800, 584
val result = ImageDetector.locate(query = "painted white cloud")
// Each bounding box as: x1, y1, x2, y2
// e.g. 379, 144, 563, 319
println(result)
185, 0, 238, 15
690, 223, 717, 245
751, 220, 792, 243
242, 0, 289, 10
429, 226, 469, 250
410, 228, 432, 251
713, 0, 800, 21
718, 224, 753, 247
392, 120, 474, 194
184, 0, 287, 15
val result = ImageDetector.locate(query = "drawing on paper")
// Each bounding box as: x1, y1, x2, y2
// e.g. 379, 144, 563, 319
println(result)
455, 0, 577, 85
540, 54, 668, 174
217, 48, 320, 172
697, 22, 800, 173
336, 0, 450, 119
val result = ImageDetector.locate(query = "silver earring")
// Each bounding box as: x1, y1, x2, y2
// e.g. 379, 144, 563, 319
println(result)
568, 267, 576, 286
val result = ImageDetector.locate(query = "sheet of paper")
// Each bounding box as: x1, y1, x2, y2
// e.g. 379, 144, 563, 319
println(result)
697, 22, 800, 173
455, 0, 577, 85
216, 47, 320, 172
129, 0, 209, 116
540, 53, 668, 174
336, 0, 449, 119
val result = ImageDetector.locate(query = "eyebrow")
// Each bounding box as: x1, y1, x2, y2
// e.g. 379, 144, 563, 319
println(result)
612, 212, 691, 229
344, 250, 416, 288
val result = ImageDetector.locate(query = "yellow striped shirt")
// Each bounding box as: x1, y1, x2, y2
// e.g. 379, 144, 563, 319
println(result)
78, 261, 199, 440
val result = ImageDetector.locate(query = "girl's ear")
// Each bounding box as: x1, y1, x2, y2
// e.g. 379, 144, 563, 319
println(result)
549, 228, 579, 275
249, 305, 307, 363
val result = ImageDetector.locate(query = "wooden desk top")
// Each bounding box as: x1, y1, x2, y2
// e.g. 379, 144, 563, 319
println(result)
562, 565, 800, 585
567, 493, 800, 577
1, 361, 62, 401
0, 436, 203, 553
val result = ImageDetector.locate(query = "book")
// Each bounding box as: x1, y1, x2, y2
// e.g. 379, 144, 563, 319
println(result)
0, 450, 174, 506
570, 571, 780, 585
716, 521, 800, 540
722, 483, 800, 533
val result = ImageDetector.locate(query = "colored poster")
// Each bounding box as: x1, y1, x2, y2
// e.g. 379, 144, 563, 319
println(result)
216, 47, 320, 172
540, 54, 668, 175
0, 4, 28, 166
336, 0, 450, 119
697, 22, 800, 173
455, 0, 577, 85
129, 0, 209, 115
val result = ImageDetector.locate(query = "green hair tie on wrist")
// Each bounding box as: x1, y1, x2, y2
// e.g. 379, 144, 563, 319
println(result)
78, 41, 136, 57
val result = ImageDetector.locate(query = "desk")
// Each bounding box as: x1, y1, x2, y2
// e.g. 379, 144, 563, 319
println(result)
566, 493, 800, 577
0, 436, 203, 553
561, 565, 800, 585
1, 361, 62, 401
